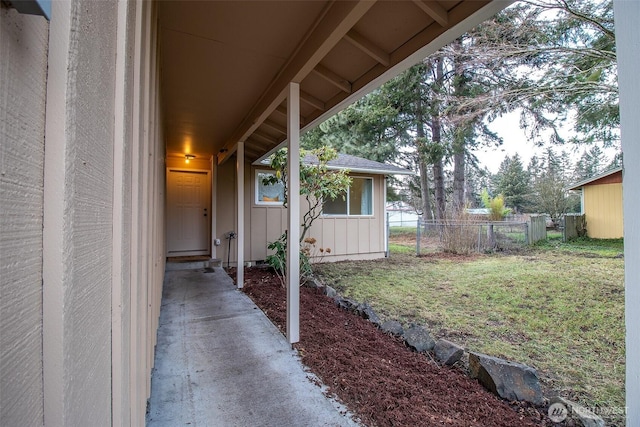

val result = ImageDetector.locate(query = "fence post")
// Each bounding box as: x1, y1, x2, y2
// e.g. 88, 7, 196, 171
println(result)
386, 211, 390, 258
524, 222, 529, 245
416, 219, 421, 256
487, 223, 495, 249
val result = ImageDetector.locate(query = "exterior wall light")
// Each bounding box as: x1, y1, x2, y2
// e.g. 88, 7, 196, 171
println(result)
185, 154, 195, 164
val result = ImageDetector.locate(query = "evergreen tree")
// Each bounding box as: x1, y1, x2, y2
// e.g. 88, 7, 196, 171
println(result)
573, 145, 607, 180
494, 154, 531, 213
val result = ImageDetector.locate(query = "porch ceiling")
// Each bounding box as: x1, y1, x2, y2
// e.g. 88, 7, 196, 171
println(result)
159, 0, 507, 164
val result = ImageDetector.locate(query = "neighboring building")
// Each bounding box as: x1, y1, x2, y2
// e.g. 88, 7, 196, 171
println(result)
387, 201, 421, 227
568, 167, 623, 239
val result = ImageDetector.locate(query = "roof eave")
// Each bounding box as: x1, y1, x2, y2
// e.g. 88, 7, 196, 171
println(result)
567, 166, 623, 191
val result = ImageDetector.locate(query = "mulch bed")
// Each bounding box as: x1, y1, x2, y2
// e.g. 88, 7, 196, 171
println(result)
234, 266, 554, 427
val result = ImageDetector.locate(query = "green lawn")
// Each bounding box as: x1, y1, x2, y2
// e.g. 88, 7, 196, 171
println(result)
315, 238, 625, 425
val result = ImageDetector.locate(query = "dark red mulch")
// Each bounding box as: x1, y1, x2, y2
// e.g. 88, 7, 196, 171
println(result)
236, 267, 552, 427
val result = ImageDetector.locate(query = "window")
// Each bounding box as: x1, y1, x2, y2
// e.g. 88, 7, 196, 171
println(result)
256, 170, 285, 205
323, 177, 373, 216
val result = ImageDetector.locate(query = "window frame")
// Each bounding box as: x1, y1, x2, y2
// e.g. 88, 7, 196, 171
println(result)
322, 176, 374, 217
255, 169, 285, 206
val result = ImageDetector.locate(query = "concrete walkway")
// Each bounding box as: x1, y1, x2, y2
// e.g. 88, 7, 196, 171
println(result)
147, 266, 357, 427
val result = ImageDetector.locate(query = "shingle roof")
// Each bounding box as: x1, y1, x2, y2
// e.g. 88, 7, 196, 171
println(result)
303, 153, 414, 176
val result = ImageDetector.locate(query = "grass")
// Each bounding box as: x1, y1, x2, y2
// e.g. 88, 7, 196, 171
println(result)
314, 238, 625, 425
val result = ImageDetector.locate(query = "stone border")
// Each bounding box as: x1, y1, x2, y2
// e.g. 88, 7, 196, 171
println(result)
306, 278, 606, 426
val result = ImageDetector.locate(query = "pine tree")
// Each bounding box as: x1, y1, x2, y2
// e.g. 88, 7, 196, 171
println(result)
494, 154, 531, 213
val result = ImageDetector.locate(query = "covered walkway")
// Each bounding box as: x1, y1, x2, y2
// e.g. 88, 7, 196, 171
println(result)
146, 266, 357, 426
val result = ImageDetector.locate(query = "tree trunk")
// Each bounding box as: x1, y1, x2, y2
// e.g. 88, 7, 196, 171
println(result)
416, 98, 433, 221
431, 57, 446, 222
451, 37, 466, 213
418, 158, 432, 221
432, 155, 445, 222
452, 150, 465, 212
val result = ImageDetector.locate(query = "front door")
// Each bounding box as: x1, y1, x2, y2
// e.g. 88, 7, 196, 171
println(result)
167, 169, 210, 256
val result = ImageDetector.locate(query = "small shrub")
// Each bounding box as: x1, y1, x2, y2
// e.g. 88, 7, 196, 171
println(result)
440, 210, 478, 254
481, 189, 512, 221
267, 234, 330, 287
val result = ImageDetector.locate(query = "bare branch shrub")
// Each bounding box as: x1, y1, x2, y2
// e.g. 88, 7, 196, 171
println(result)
440, 209, 478, 254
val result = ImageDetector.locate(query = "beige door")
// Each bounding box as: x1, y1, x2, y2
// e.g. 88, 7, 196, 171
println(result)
167, 169, 210, 256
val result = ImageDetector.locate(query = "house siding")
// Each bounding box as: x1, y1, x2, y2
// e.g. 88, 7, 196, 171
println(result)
1, 1, 164, 425
0, 6, 49, 426
215, 162, 387, 264
583, 183, 624, 239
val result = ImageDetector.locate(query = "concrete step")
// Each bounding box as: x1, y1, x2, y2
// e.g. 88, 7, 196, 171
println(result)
165, 258, 222, 271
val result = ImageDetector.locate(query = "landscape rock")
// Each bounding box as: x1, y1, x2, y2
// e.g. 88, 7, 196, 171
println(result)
433, 339, 464, 365
324, 285, 337, 298
550, 397, 605, 427
403, 325, 435, 352
468, 352, 543, 405
357, 303, 382, 327
381, 320, 404, 336
334, 296, 359, 312
305, 277, 324, 289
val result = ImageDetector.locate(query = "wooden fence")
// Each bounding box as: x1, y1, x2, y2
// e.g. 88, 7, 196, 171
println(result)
563, 214, 587, 242
527, 215, 547, 245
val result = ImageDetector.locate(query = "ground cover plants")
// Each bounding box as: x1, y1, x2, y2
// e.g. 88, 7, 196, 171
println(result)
314, 233, 625, 426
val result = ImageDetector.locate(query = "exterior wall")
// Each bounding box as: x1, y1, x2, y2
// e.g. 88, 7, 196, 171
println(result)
0, 6, 49, 426
583, 183, 623, 239
249, 165, 287, 261
1, 2, 164, 424
240, 166, 386, 263
44, 2, 120, 423
614, 1, 640, 423
216, 156, 241, 265
307, 173, 386, 262
0, 1, 166, 426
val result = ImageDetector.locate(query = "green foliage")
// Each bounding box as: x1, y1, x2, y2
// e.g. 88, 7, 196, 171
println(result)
266, 232, 320, 287
266, 233, 287, 288
480, 189, 511, 220
493, 154, 531, 213
265, 146, 351, 243
264, 146, 350, 284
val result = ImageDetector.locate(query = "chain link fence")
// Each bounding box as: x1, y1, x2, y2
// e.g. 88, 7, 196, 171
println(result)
415, 220, 531, 254
387, 214, 547, 255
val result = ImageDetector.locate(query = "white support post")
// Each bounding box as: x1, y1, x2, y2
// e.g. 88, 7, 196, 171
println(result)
237, 141, 245, 288
614, 1, 640, 424
287, 83, 301, 344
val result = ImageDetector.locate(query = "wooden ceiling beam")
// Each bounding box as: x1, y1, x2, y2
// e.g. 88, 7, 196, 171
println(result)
262, 119, 287, 135
344, 29, 390, 67
311, 64, 352, 94
274, 105, 306, 126
412, 0, 449, 27
243, 144, 264, 158
217, 0, 376, 165
252, 130, 278, 144
300, 90, 325, 111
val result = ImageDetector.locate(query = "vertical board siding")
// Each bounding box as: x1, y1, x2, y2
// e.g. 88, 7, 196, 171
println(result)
528, 215, 547, 244
236, 168, 388, 264
584, 183, 623, 238
0, 6, 49, 426
62, 1, 117, 423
